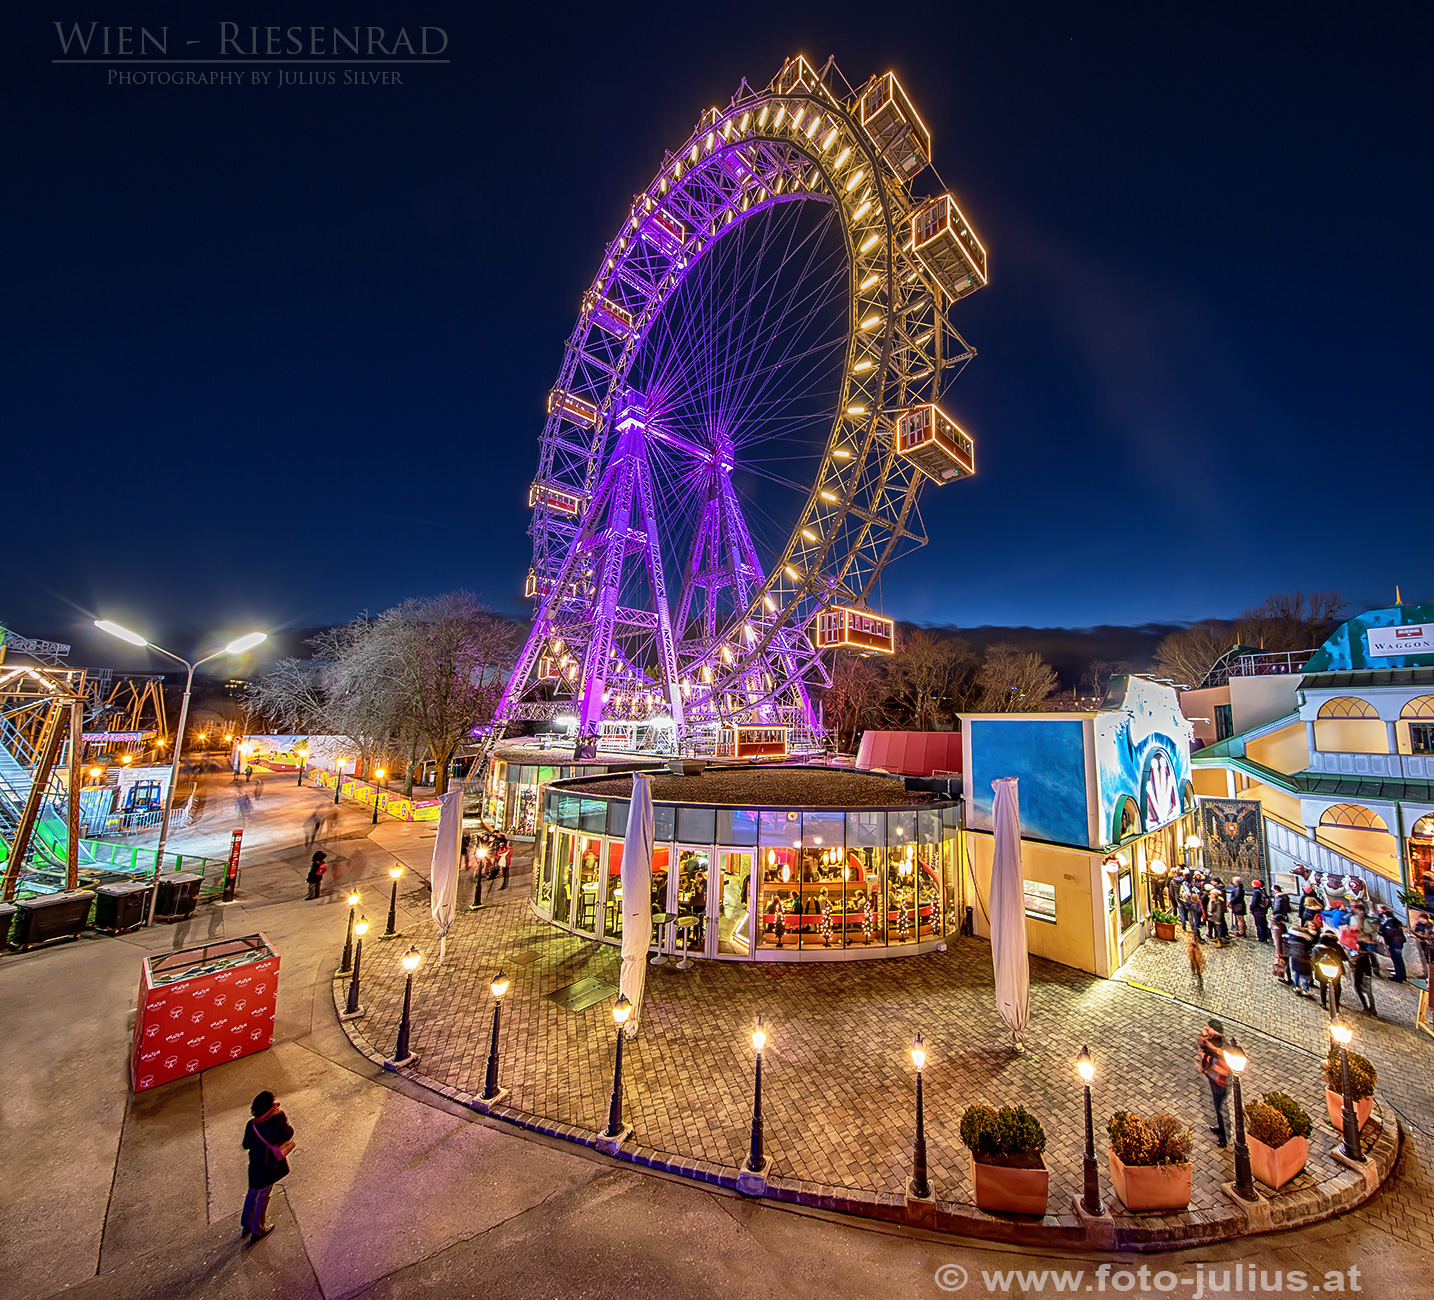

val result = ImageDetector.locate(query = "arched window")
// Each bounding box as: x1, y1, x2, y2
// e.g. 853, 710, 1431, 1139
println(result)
1318, 803, 1388, 832
1115, 796, 1141, 843
1317, 696, 1378, 719
1400, 695, 1434, 719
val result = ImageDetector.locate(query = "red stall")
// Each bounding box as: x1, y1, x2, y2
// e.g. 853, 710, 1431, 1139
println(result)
131, 933, 280, 1092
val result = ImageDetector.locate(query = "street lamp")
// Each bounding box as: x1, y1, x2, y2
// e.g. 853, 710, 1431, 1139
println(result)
1224, 1036, 1256, 1201
382, 864, 404, 938
604, 994, 633, 1138
295, 747, 309, 787
909, 1032, 931, 1201
94, 620, 266, 925
1148, 857, 1168, 912
1184, 834, 1202, 872
334, 755, 345, 806
745, 1016, 767, 1175
1330, 1020, 1363, 1162
340, 890, 361, 974
1076, 1045, 1103, 1215
480, 970, 510, 1103
371, 767, 387, 825
389, 944, 422, 1066
1316, 950, 1343, 1020
343, 915, 369, 1017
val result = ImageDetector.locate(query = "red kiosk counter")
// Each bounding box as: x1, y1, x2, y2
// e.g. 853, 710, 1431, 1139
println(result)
131, 934, 279, 1092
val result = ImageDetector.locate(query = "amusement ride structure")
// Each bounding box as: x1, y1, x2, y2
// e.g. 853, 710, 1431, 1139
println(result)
496, 56, 987, 756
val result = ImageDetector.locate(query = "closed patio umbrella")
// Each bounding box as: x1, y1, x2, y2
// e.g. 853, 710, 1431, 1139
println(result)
429, 790, 462, 964
990, 777, 1030, 1052
619, 773, 654, 1036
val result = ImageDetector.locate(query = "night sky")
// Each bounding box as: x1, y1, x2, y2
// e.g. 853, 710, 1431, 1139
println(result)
7, 2, 1430, 674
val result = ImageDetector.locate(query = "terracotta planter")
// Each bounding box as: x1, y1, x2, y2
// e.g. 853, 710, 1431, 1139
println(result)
1107, 1150, 1192, 1212
1248, 1134, 1308, 1191
1325, 1088, 1373, 1133
970, 1154, 1049, 1215
1153, 921, 1177, 941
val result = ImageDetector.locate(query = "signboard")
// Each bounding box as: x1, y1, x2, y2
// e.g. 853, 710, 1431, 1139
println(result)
1367, 623, 1434, 657
83, 731, 149, 743
1199, 797, 1268, 881
223, 829, 243, 902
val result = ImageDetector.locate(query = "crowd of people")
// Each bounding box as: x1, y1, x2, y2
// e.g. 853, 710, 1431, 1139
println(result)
1163, 866, 1429, 1018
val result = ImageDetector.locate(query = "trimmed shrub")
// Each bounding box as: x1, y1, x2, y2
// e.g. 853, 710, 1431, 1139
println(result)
1148, 1113, 1193, 1166
1244, 1101, 1294, 1149
1107, 1111, 1156, 1165
1261, 1091, 1313, 1140
1324, 1046, 1377, 1100
960, 1104, 1046, 1159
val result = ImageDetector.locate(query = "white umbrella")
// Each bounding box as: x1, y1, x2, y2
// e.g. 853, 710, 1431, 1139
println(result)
619, 773, 655, 1036
990, 777, 1031, 1052
429, 790, 463, 964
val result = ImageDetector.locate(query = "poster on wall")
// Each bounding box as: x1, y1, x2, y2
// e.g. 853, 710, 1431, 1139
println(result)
1199, 798, 1268, 881
1093, 676, 1194, 846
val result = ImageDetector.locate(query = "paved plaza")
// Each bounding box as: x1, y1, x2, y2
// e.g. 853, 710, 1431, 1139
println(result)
340, 850, 1416, 1241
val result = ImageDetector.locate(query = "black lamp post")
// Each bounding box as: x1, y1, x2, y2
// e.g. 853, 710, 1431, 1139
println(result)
340, 891, 361, 973
344, 916, 369, 1016
745, 1016, 766, 1174
1076, 1045, 1103, 1214
1317, 952, 1342, 1020
382, 865, 403, 938
910, 1032, 931, 1200
296, 747, 308, 788
604, 994, 633, 1138
481, 970, 509, 1102
1224, 1036, 1256, 1201
1331, 1020, 1364, 1162
371, 767, 386, 825
390, 944, 422, 1065
334, 756, 345, 806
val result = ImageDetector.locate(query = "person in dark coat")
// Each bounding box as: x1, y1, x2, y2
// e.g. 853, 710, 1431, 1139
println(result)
1185, 887, 1205, 942
241, 1090, 293, 1240
1250, 879, 1271, 942
1311, 930, 1347, 1014
1284, 924, 1315, 995
1271, 885, 1291, 925
1228, 877, 1247, 937
1197, 1019, 1231, 1148
1350, 945, 1377, 1014
1298, 885, 1324, 927
1169, 872, 1186, 922
1377, 906, 1408, 982
306, 851, 326, 900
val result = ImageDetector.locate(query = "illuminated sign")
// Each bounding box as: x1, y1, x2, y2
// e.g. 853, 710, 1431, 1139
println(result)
1367, 623, 1434, 656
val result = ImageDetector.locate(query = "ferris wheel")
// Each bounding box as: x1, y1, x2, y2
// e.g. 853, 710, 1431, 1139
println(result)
496, 56, 987, 754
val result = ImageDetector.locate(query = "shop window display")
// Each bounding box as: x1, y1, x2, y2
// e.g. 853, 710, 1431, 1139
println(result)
718, 848, 754, 953
846, 810, 886, 946
604, 841, 624, 939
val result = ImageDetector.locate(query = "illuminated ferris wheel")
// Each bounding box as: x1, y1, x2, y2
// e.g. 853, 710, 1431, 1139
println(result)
496, 55, 987, 754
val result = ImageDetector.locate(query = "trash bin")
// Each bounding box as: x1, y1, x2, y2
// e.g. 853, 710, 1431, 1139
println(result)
153, 873, 202, 922
0, 902, 16, 951
10, 890, 96, 950
95, 881, 152, 934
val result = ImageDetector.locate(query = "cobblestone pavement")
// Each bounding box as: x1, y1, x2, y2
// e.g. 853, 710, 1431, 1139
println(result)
344, 864, 1386, 1226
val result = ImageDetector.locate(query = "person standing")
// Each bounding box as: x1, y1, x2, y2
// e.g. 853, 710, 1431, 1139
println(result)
1207, 885, 1228, 947
1299, 884, 1323, 927
1250, 879, 1271, 943
241, 1090, 293, 1241
1170, 872, 1186, 926
1377, 906, 1408, 982
496, 836, 512, 889
1186, 887, 1206, 943
1198, 1019, 1231, 1148
1311, 930, 1347, 1014
1350, 944, 1377, 1015
306, 851, 327, 900
1228, 877, 1247, 938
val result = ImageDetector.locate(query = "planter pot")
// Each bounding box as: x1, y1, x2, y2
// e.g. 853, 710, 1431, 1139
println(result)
1107, 1150, 1192, 1212
1153, 921, 1177, 941
970, 1154, 1049, 1215
1325, 1088, 1373, 1133
1248, 1134, 1308, 1191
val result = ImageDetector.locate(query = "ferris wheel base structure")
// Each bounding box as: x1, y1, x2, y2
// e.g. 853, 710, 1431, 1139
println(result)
496, 56, 988, 760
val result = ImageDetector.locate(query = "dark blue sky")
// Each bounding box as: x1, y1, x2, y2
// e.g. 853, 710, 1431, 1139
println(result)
7, 2, 1430, 671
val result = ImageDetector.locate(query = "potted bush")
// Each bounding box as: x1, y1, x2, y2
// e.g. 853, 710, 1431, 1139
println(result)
959, 1104, 1049, 1215
1107, 1111, 1193, 1212
1324, 1046, 1377, 1133
1245, 1092, 1311, 1190
1151, 907, 1178, 941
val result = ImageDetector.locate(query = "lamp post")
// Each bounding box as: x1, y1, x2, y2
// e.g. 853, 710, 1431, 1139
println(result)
1224, 1036, 1256, 1201
480, 970, 510, 1103
745, 1016, 766, 1174
296, 747, 309, 788
604, 994, 633, 1138
371, 767, 386, 825
910, 1032, 931, 1200
390, 944, 422, 1066
382, 864, 404, 938
343, 916, 369, 1017
94, 621, 266, 926
334, 755, 345, 806
1330, 1020, 1364, 1162
1184, 834, 1202, 873
1076, 1045, 1103, 1215
1317, 952, 1342, 1020
340, 891, 361, 973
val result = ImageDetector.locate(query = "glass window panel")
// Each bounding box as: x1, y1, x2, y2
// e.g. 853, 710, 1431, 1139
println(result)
942, 804, 960, 829
755, 841, 799, 950
539, 766, 556, 783
574, 834, 602, 933
888, 810, 916, 850
915, 837, 942, 940
759, 809, 802, 847
674, 847, 710, 951
604, 840, 625, 939
651, 845, 672, 916
717, 808, 759, 846
918, 809, 941, 845
556, 793, 581, 829
676, 805, 716, 844
654, 804, 675, 841
845, 811, 886, 947
607, 799, 630, 838
1024, 879, 1056, 923
551, 831, 576, 923
580, 799, 607, 833
717, 850, 754, 955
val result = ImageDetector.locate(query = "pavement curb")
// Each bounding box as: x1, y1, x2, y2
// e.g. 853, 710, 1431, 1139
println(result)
329, 977, 1401, 1251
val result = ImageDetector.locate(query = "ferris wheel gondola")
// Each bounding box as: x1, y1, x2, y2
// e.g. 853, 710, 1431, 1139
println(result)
496, 56, 987, 754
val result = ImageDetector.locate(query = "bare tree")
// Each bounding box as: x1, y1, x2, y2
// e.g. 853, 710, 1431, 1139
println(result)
247, 657, 327, 732
1152, 621, 1235, 688
822, 652, 891, 752
1236, 591, 1344, 653
1080, 658, 1132, 705
974, 643, 1058, 712
888, 629, 975, 729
